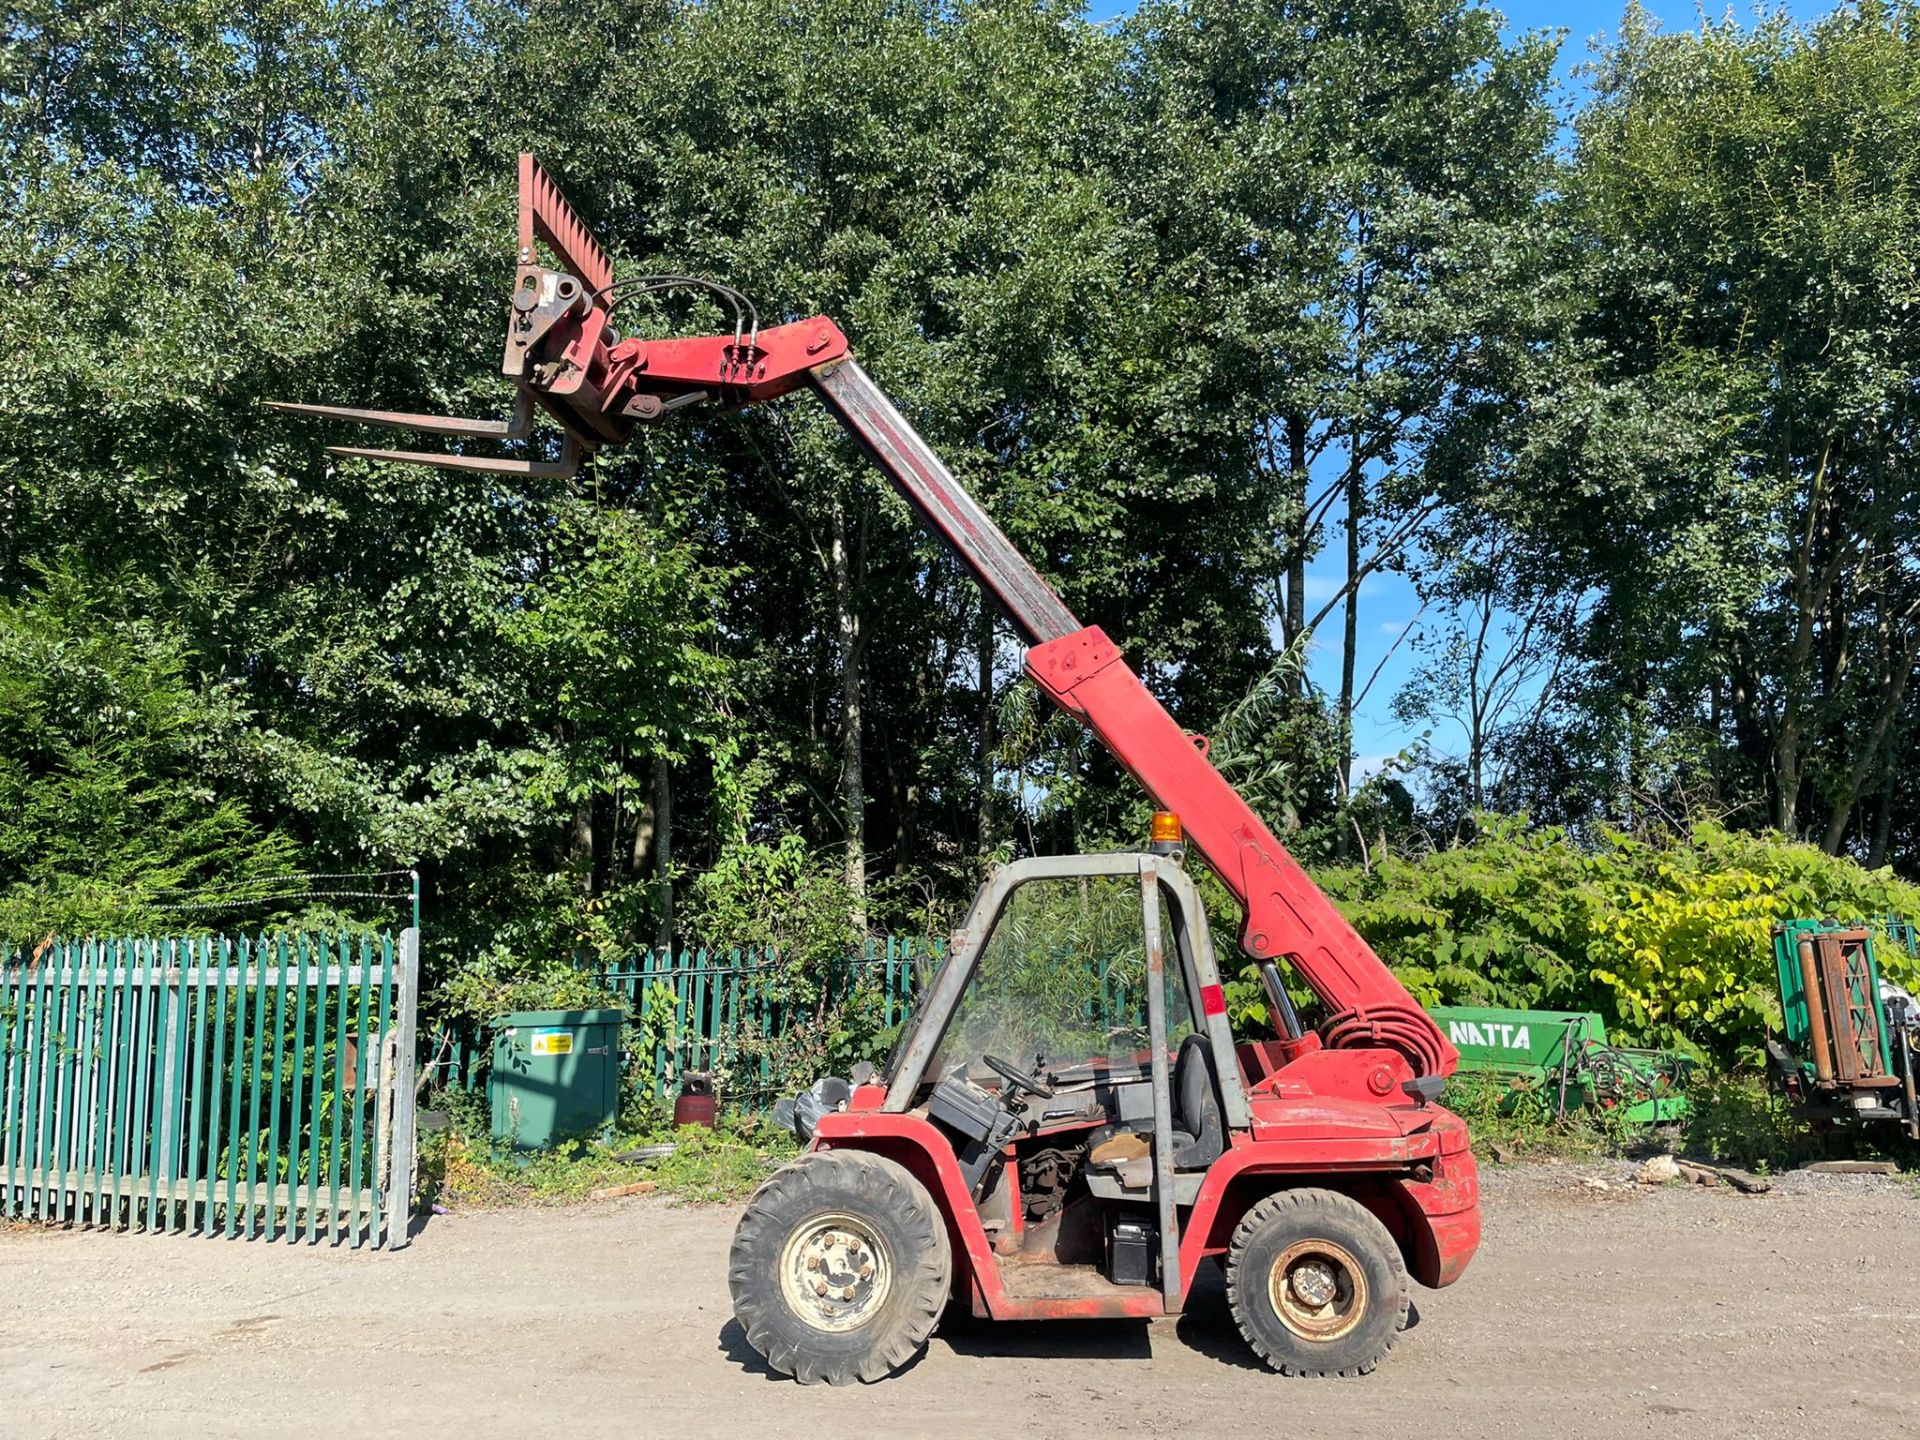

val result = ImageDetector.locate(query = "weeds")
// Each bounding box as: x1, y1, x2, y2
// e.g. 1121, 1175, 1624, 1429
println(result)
1444, 1071, 1643, 1161
1453, 1064, 1920, 1174
416, 1092, 798, 1212
1678, 1072, 1819, 1172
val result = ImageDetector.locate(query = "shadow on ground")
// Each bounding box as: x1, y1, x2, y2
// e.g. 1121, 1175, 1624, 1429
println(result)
937, 1309, 1153, 1362
715, 1256, 1428, 1381
716, 1317, 937, 1382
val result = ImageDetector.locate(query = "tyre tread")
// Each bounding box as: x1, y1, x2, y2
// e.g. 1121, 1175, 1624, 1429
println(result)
1223, 1187, 1410, 1378
730, 1150, 951, 1386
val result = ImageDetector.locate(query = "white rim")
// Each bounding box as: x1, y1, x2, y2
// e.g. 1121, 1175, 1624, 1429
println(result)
778, 1213, 893, 1333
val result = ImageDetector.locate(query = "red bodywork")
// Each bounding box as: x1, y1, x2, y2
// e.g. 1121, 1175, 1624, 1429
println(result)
817, 1046, 1479, 1320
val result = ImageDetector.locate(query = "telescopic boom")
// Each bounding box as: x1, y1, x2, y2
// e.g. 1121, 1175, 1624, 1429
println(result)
271, 155, 1455, 1077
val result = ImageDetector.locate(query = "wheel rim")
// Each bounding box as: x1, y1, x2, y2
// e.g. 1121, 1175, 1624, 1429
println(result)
778, 1213, 893, 1333
1268, 1238, 1368, 1343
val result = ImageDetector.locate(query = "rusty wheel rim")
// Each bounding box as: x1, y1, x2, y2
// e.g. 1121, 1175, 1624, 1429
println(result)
1268, 1238, 1367, 1343
778, 1213, 892, 1333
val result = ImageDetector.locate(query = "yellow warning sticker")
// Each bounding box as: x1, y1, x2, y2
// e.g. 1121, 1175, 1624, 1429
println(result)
531, 1031, 574, 1056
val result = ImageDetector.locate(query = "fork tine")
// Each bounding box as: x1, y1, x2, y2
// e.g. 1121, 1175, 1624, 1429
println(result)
265, 400, 529, 440
325, 444, 578, 479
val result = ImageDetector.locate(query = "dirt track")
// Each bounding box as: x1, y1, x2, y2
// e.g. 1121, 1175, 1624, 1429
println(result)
3, 1161, 1917, 1439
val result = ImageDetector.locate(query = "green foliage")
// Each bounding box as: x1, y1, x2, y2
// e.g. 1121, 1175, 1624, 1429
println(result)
1209, 639, 1347, 846
0, 566, 301, 938
434, 951, 620, 1031
1319, 817, 1920, 1060
1678, 1071, 1818, 1173
1475, 1, 1920, 851
1441, 1071, 1640, 1162
684, 834, 859, 979
724, 978, 903, 1111
419, 1116, 796, 1210
679, 830, 896, 1097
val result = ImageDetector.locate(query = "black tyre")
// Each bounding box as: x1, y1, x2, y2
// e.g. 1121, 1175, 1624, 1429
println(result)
1224, 1188, 1410, 1377
729, 1150, 952, 1385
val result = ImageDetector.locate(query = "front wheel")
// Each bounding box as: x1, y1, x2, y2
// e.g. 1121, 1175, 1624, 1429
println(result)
729, 1150, 952, 1385
1224, 1188, 1410, 1377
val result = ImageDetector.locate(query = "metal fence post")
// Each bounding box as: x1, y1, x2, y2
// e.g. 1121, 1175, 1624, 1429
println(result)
385, 925, 420, 1250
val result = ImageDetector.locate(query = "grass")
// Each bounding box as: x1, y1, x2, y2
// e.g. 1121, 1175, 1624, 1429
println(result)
1452, 1066, 1920, 1174
1443, 1071, 1643, 1162
416, 1090, 799, 1211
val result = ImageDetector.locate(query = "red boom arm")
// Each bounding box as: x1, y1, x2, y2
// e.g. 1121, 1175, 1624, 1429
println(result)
271, 154, 1455, 1078
1025, 629, 1453, 1075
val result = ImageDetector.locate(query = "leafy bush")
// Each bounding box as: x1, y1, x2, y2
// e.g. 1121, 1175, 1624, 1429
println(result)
435, 947, 622, 1029
0, 565, 304, 939
1678, 1071, 1817, 1172
1316, 817, 1920, 1061
1440, 1070, 1640, 1159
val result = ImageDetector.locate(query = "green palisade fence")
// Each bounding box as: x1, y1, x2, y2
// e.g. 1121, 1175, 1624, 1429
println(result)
0, 928, 419, 1249
602, 936, 940, 1109
439, 937, 943, 1109
430, 937, 1157, 1110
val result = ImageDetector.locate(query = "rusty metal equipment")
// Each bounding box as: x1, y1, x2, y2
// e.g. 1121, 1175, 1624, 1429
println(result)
1768, 921, 1920, 1138
271, 155, 1481, 1384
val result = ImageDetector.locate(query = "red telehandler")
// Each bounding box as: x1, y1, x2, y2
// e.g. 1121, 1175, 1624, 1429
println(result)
273, 156, 1480, 1383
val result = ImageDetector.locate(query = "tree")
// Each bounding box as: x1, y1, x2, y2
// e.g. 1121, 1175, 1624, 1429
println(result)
0, 0, 744, 957
1501, 1, 1920, 851
1116, 0, 1559, 815
1393, 531, 1578, 823
0, 565, 301, 935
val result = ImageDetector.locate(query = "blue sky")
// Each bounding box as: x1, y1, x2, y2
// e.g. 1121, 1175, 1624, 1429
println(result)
1085, 1, 1833, 781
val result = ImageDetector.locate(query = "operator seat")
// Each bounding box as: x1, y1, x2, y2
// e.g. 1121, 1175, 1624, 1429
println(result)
1170, 1032, 1224, 1168
1085, 1032, 1225, 1176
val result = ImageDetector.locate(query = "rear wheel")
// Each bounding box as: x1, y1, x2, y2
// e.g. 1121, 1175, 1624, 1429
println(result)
729, 1150, 952, 1385
1224, 1188, 1409, 1377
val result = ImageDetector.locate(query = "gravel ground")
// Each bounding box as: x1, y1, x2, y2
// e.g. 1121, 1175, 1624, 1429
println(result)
2, 1160, 1917, 1439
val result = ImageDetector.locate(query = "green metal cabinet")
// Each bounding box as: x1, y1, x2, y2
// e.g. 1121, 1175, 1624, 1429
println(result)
488, 1008, 625, 1149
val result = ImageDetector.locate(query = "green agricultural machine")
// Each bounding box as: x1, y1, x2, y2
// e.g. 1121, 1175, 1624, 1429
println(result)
1766, 921, 1920, 1139
1429, 1006, 1692, 1124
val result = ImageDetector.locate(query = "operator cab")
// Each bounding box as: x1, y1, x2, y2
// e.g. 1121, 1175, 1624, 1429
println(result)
877, 833, 1253, 1308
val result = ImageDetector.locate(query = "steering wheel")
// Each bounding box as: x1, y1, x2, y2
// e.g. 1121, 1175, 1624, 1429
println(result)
982, 1053, 1055, 1100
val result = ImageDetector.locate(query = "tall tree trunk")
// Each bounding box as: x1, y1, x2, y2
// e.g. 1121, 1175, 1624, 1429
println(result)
569, 799, 594, 896
1337, 239, 1370, 819
1339, 463, 1360, 798
831, 487, 868, 933
651, 755, 673, 951
630, 762, 656, 883
1707, 672, 1723, 805
1776, 439, 1835, 837
1775, 679, 1804, 838
1284, 412, 1309, 665
1868, 766, 1896, 870
977, 604, 996, 857
1822, 636, 1916, 855
1467, 707, 1486, 813
1337, 420, 1365, 813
